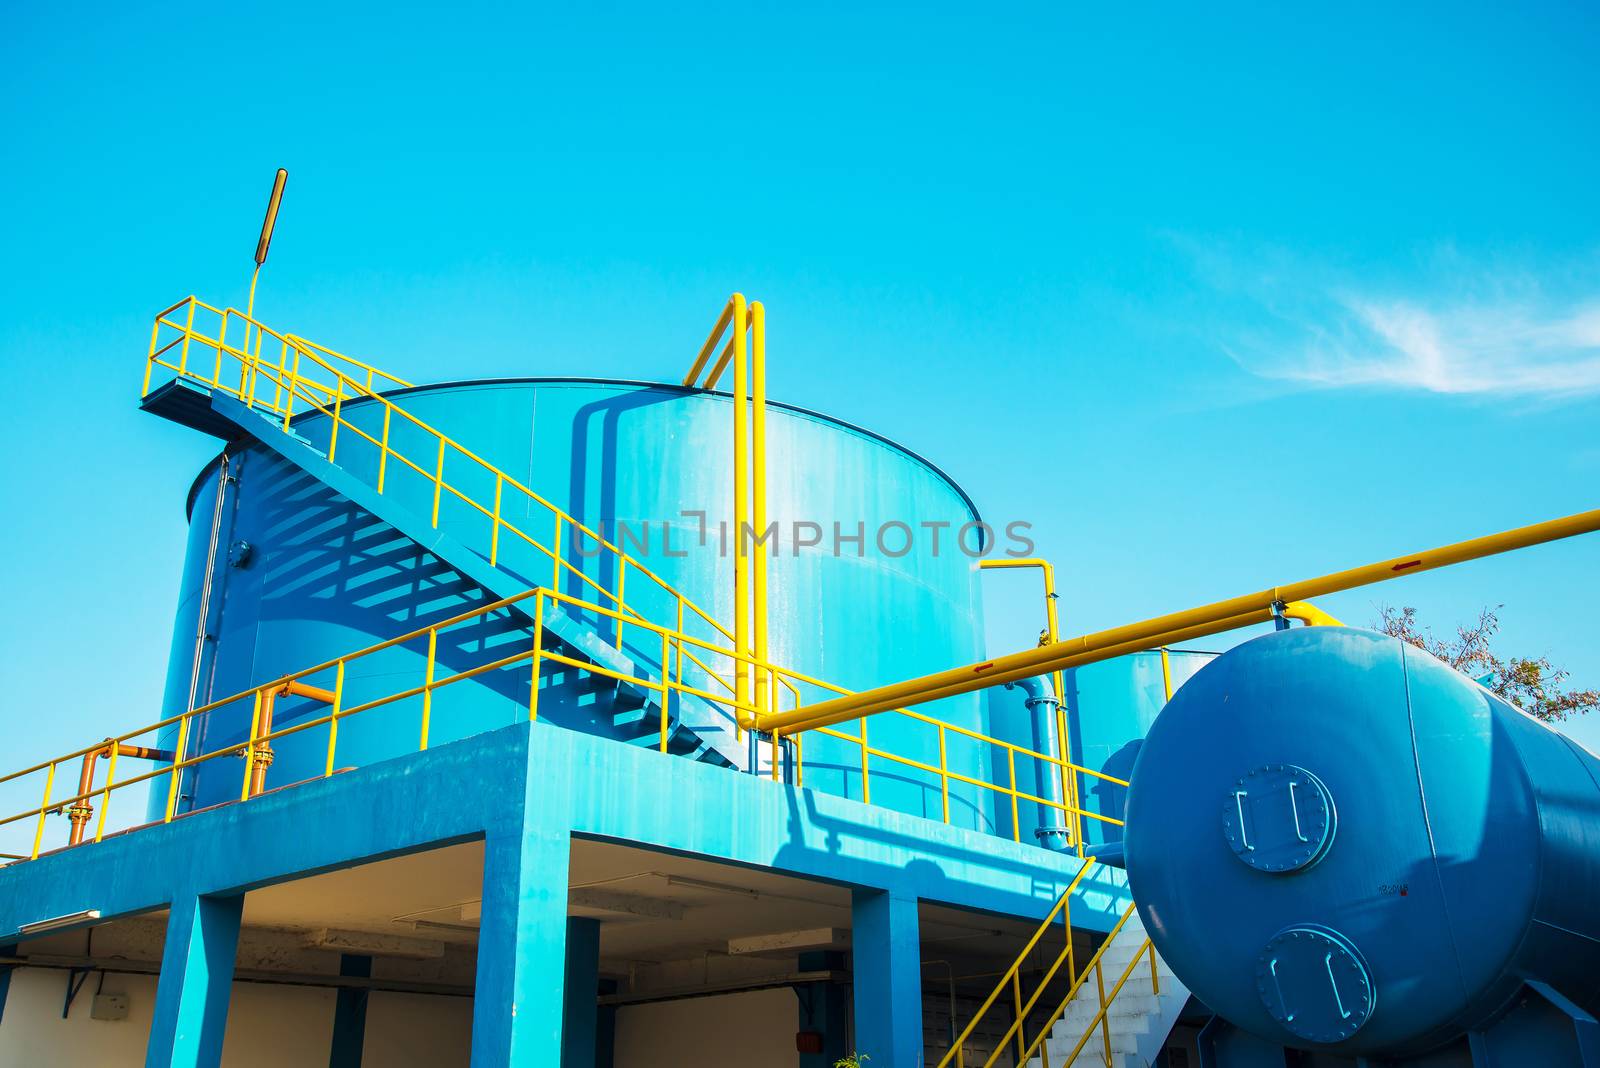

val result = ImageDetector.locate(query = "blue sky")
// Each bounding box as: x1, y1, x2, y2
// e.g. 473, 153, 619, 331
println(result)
2, 0, 1597, 789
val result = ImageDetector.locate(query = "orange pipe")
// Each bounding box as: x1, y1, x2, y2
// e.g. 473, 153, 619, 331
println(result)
67, 741, 176, 846
248, 680, 336, 797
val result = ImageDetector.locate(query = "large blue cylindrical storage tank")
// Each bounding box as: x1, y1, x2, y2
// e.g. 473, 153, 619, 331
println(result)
1123, 626, 1600, 1060
154, 379, 993, 830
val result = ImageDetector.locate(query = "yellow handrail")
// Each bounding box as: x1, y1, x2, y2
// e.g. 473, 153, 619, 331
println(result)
933, 887, 1163, 1068
978, 558, 1080, 853
0, 583, 1131, 864
934, 859, 1096, 1068
143, 296, 744, 706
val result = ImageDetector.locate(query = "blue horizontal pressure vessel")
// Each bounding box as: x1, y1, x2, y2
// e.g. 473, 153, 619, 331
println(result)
153, 379, 998, 830
1123, 626, 1600, 1061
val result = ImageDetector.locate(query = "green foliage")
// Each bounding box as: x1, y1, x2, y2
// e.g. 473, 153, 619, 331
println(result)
834, 1055, 869, 1068
1375, 605, 1598, 722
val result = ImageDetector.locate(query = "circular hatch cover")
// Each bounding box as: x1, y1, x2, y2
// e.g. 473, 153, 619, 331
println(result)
1255, 925, 1375, 1043
1221, 764, 1336, 874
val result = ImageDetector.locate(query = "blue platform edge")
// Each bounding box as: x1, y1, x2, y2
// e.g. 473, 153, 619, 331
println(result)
0, 721, 1128, 1064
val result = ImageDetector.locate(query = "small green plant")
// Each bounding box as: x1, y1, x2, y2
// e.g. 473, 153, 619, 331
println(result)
834, 1055, 869, 1068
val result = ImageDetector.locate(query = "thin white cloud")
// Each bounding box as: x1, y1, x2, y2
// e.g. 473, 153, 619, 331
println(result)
1172, 236, 1600, 401
1270, 295, 1600, 396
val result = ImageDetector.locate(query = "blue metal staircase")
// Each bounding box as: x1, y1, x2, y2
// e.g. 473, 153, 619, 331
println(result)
141, 377, 745, 768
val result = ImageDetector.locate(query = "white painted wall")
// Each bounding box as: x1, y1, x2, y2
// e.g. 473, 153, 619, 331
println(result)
614, 988, 799, 1068
0, 970, 335, 1068
0, 969, 471, 1067
362, 991, 473, 1066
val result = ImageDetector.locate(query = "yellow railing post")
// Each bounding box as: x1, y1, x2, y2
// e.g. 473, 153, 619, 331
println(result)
615, 558, 628, 650
420, 628, 438, 750
1096, 959, 1112, 1066
530, 592, 545, 722
1012, 972, 1026, 1064
658, 629, 672, 753
241, 691, 263, 802
1008, 748, 1021, 842
938, 724, 950, 825
859, 718, 871, 805
430, 438, 446, 527
93, 746, 119, 843
552, 515, 564, 591
328, 387, 343, 463
178, 299, 196, 377
325, 661, 346, 777
731, 294, 752, 715
377, 406, 392, 493
32, 762, 55, 860
164, 715, 190, 822
751, 300, 769, 720
490, 475, 503, 566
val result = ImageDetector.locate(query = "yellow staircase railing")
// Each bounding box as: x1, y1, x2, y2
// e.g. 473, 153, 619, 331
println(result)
938, 895, 1160, 1068
0, 586, 763, 862
143, 296, 744, 704
936, 860, 1096, 1067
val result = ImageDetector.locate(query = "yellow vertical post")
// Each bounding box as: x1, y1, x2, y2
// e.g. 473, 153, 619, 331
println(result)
178, 299, 196, 377
329, 388, 343, 463
860, 719, 871, 805
552, 515, 564, 591
94, 747, 119, 843
1096, 960, 1112, 1065
614, 559, 627, 650
530, 593, 545, 722
490, 475, 503, 566
431, 439, 446, 527
241, 692, 262, 802
377, 406, 392, 492
325, 661, 346, 777
730, 294, 751, 716
1149, 940, 1160, 994
938, 725, 950, 825
420, 629, 437, 750
1008, 748, 1021, 842
144, 318, 161, 397
32, 762, 56, 860
1012, 972, 1026, 1065
659, 629, 673, 753
164, 715, 190, 822
750, 301, 769, 720
1160, 647, 1174, 702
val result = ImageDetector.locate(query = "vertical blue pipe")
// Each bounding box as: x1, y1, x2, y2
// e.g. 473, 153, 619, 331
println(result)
327, 954, 372, 1068
145, 893, 244, 1068
851, 889, 922, 1066
563, 917, 600, 1068
471, 826, 572, 1066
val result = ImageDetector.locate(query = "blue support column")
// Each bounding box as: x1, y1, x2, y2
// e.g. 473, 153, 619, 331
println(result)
145, 893, 244, 1068
471, 826, 573, 1066
327, 953, 372, 1068
563, 917, 600, 1068
851, 889, 922, 1067
0, 942, 15, 1025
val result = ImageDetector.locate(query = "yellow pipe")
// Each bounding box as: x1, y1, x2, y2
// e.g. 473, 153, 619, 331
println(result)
751, 301, 769, 717
731, 295, 752, 713
763, 507, 1600, 736
978, 558, 1075, 849
684, 297, 734, 387
1282, 601, 1344, 627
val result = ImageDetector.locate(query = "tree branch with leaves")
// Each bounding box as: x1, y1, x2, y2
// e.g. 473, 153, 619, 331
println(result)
1375, 605, 1598, 723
